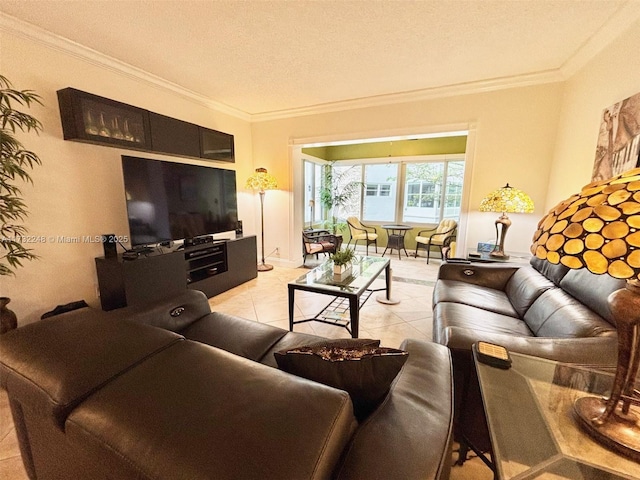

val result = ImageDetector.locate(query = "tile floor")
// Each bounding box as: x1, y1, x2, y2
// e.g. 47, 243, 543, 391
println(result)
0, 251, 492, 479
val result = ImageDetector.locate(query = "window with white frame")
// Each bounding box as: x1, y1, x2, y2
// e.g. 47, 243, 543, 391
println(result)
365, 183, 392, 196
363, 164, 398, 221
304, 156, 464, 227
303, 160, 324, 228
331, 164, 362, 220
402, 160, 464, 223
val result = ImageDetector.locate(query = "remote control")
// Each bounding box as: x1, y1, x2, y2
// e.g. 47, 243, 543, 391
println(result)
474, 341, 512, 369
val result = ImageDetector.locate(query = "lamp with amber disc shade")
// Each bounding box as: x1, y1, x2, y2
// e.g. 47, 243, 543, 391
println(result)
531, 166, 640, 460
479, 184, 534, 259
246, 168, 278, 272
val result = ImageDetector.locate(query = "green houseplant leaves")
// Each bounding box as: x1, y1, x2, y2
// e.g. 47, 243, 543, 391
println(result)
0, 75, 43, 276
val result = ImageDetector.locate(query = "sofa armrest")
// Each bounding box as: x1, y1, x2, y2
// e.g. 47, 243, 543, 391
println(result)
437, 263, 520, 291
442, 326, 619, 365
335, 340, 453, 480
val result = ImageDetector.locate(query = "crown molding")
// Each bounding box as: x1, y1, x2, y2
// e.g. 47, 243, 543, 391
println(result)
7, 6, 631, 125
560, 0, 640, 78
0, 13, 251, 122
251, 70, 564, 122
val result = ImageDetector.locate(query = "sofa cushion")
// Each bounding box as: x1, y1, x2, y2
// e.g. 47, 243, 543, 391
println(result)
559, 269, 626, 326
433, 302, 533, 344
274, 339, 407, 421
524, 289, 617, 338
180, 311, 288, 362
66, 340, 358, 480
433, 279, 519, 318
504, 266, 555, 317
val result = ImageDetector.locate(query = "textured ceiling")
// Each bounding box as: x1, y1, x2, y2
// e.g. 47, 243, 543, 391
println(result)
1, 0, 639, 117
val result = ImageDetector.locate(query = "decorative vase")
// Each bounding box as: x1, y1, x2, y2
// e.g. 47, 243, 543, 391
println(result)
333, 263, 352, 280
0, 297, 18, 334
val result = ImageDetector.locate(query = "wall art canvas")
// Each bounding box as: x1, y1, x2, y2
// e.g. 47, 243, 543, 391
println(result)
592, 92, 640, 181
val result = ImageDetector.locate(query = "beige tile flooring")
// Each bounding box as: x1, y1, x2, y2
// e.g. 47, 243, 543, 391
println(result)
0, 251, 492, 479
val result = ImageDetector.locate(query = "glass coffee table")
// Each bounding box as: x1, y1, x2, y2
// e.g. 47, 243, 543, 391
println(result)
288, 256, 390, 338
475, 350, 640, 480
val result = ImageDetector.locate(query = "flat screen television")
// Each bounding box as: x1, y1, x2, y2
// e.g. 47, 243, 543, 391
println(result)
121, 156, 238, 247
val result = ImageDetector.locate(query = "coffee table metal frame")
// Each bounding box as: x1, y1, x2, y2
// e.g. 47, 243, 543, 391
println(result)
288, 256, 391, 338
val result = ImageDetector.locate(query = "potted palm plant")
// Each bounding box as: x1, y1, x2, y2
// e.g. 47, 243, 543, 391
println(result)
0, 75, 43, 333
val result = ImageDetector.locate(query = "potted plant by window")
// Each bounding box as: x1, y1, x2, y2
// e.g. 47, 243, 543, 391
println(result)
330, 247, 355, 279
0, 75, 43, 333
320, 161, 362, 234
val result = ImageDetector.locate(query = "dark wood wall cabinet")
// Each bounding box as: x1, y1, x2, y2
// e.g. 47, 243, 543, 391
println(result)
57, 87, 235, 163
95, 235, 257, 311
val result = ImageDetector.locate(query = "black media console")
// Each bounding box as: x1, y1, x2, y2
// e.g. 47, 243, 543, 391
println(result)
185, 242, 227, 283
96, 235, 258, 311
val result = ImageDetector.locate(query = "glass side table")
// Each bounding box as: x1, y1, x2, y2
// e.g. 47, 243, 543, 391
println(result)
475, 350, 640, 480
466, 249, 531, 264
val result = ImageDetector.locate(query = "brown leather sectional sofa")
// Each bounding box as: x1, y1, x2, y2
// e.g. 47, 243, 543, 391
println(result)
433, 256, 624, 454
0, 290, 454, 480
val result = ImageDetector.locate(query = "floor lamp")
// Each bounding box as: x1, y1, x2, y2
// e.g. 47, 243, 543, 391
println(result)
246, 167, 278, 272
479, 183, 534, 259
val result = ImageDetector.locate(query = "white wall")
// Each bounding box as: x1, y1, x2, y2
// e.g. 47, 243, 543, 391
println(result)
252, 83, 564, 263
548, 18, 640, 208
0, 29, 254, 324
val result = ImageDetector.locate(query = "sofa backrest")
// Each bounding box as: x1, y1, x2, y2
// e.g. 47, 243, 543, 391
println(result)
527, 256, 625, 329
524, 289, 617, 338
530, 256, 570, 285
559, 269, 626, 326
0, 315, 183, 479
0, 314, 182, 431
504, 265, 555, 317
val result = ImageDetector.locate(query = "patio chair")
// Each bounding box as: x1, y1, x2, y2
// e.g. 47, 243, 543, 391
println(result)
346, 216, 378, 255
302, 230, 342, 265
415, 219, 457, 264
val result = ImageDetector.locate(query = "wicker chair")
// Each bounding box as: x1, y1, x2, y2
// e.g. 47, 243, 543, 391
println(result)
302, 230, 342, 265
346, 217, 378, 255
415, 219, 457, 264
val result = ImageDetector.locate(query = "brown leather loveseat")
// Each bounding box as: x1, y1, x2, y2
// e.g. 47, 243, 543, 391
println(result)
432, 256, 624, 456
1, 290, 454, 480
